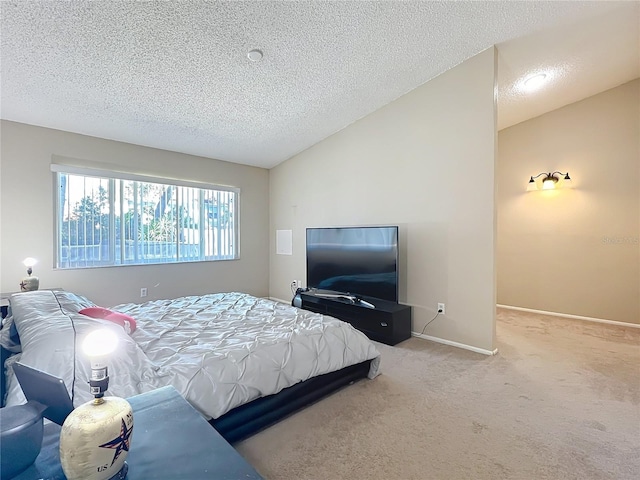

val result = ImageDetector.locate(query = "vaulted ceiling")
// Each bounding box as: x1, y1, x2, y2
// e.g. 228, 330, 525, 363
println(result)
1, 1, 638, 168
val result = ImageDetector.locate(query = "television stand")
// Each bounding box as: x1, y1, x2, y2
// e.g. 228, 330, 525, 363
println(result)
299, 291, 411, 346
313, 292, 376, 309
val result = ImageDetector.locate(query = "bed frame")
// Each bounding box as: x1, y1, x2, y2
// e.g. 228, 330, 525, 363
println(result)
1, 344, 372, 443
1, 291, 376, 442
211, 359, 372, 443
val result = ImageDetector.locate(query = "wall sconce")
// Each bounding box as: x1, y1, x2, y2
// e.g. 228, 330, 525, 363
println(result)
20, 257, 40, 291
527, 172, 572, 191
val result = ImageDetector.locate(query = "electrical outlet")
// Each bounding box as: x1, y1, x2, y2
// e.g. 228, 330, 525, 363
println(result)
291, 280, 298, 289
437, 303, 445, 315
141, 287, 148, 298
297, 279, 303, 289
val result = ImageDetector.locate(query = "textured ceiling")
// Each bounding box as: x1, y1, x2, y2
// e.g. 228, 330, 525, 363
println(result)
1, 1, 638, 169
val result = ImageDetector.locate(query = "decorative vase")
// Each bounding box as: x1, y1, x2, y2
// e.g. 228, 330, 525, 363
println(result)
0, 403, 45, 478
59, 396, 133, 480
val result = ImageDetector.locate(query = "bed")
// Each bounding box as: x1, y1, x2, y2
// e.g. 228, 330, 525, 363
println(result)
1, 290, 380, 442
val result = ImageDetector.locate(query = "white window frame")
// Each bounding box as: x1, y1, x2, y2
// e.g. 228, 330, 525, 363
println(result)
52, 163, 240, 269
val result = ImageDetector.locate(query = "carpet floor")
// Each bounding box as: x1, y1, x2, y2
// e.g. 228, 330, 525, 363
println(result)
235, 308, 640, 479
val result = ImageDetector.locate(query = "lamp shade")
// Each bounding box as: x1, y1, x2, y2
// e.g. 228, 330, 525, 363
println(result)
542, 177, 557, 190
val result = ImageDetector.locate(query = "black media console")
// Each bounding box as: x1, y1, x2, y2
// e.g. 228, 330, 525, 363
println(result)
298, 291, 412, 346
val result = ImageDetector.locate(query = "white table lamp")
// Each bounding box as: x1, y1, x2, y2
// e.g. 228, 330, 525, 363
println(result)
20, 257, 40, 291
59, 329, 134, 480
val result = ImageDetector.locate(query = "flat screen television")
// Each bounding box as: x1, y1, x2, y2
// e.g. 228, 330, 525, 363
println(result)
306, 226, 399, 303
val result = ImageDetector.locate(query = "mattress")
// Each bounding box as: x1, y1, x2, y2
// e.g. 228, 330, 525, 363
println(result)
4, 290, 380, 420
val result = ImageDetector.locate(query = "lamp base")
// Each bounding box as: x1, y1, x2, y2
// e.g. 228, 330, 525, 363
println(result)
20, 275, 39, 292
60, 396, 133, 480
108, 462, 128, 480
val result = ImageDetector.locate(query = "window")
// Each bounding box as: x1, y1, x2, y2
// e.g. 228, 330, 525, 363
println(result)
55, 170, 239, 268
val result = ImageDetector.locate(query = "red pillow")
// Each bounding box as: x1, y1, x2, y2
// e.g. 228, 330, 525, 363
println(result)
79, 307, 137, 334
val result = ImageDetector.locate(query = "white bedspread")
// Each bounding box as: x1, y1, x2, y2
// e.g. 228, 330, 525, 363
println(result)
5, 291, 380, 419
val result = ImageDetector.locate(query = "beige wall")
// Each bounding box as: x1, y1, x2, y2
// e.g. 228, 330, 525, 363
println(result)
497, 79, 640, 324
269, 48, 498, 352
0, 121, 270, 306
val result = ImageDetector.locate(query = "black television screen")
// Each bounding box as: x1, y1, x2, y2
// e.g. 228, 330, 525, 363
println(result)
306, 226, 399, 303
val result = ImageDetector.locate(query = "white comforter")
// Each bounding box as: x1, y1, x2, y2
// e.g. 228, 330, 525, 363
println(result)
4, 291, 380, 419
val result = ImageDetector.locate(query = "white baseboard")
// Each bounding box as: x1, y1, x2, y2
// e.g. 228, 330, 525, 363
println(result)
269, 296, 291, 304
273, 294, 499, 355
497, 304, 640, 329
411, 332, 498, 356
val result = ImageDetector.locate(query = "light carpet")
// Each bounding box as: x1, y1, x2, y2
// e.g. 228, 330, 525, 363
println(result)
236, 308, 640, 479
